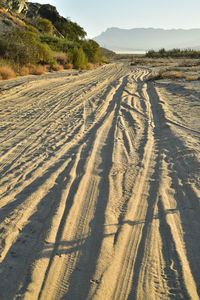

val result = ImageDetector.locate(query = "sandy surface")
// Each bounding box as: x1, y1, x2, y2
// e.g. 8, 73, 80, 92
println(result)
0, 63, 199, 300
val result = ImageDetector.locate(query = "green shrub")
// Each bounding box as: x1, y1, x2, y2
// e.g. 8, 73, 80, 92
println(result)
25, 24, 39, 34
81, 39, 101, 63
54, 19, 86, 41
36, 18, 53, 34
0, 29, 55, 65
40, 35, 73, 52
72, 47, 88, 69
35, 42, 55, 65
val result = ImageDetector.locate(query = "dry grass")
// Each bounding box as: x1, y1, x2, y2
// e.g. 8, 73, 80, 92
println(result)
0, 8, 8, 14
87, 62, 100, 69
0, 8, 26, 26
87, 63, 94, 69
147, 73, 160, 81
0, 66, 16, 79
64, 63, 73, 70
20, 66, 30, 76
148, 70, 184, 81
8, 14, 26, 26
185, 75, 198, 81
53, 52, 68, 65
178, 60, 200, 68
52, 64, 64, 71
168, 71, 184, 79
28, 65, 47, 75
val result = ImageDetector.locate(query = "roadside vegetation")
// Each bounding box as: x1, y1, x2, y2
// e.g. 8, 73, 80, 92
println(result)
146, 48, 200, 59
0, 4, 108, 81
146, 59, 200, 81
147, 70, 200, 81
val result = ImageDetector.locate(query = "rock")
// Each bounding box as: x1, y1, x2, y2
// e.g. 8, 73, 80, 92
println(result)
26, 2, 67, 25
0, 1, 69, 38
1, 1, 66, 24
1, 0, 28, 13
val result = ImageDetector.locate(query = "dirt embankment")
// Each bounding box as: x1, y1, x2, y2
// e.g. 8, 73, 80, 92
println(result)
0, 63, 199, 299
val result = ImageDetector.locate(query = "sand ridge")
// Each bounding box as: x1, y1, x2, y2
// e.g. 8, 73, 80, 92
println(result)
0, 63, 199, 299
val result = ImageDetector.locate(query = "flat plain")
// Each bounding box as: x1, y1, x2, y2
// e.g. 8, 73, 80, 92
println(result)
0, 62, 199, 299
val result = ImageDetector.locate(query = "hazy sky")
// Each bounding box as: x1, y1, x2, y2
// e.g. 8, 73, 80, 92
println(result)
31, 0, 200, 38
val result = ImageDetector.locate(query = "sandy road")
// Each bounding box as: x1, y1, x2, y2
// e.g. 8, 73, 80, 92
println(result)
0, 63, 199, 300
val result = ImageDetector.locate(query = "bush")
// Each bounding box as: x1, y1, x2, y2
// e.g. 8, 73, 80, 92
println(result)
81, 40, 101, 63
72, 47, 88, 69
25, 25, 39, 34
51, 64, 64, 71
36, 18, 53, 34
40, 35, 72, 52
0, 57, 17, 69
0, 29, 55, 66
36, 42, 55, 65
64, 63, 73, 69
20, 66, 30, 76
0, 66, 16, 79
54, 19, 86, 41
28, 64, 47, 75
53, 52, 68, 64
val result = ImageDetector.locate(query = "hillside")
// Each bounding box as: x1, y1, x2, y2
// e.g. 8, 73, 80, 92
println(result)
0, 0, 107, 79
0, 0, 86, 39
94, 27, 200, 51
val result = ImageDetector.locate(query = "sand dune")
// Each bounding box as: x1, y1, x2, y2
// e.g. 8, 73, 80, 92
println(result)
0, 63, 199, 299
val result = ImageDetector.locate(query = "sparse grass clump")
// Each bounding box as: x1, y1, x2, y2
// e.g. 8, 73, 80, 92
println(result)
147, 67, 200, 82
147, 69, 184, 81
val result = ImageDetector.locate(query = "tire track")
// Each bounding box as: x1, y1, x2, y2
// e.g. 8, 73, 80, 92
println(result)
0, 63, 199, 300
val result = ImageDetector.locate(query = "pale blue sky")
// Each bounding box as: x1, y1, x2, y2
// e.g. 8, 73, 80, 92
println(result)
31, 0, 200, 38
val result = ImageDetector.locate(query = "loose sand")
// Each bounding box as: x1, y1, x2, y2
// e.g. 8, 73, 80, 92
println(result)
0, 63, 199, 299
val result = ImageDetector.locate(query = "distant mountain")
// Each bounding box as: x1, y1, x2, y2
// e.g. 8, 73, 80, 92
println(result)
93, 28, 200, 51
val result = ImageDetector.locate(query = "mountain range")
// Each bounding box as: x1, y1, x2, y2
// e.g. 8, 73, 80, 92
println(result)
93, 27, 200, 51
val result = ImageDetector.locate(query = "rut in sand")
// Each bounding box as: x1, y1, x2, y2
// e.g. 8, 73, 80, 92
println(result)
0, 63, 199, 300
